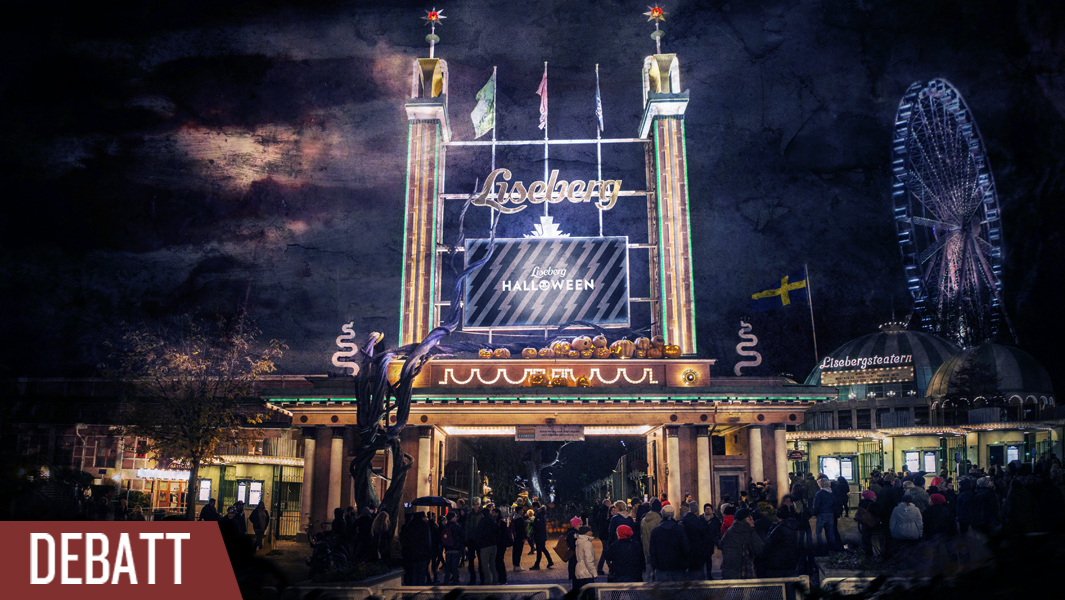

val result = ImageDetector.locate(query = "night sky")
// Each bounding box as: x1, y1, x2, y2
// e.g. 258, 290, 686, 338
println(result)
2, 1, 1063, 394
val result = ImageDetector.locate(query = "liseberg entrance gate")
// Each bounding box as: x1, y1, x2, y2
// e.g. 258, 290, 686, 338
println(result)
263, 29, 835, 536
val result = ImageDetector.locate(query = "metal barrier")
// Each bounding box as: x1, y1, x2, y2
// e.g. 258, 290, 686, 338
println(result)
281, 586, 375, 600
820, 577, 925, 596
581, 576, 810, 600
379, 584, 569, 600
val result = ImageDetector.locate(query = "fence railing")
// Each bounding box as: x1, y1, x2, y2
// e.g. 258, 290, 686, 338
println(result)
581, 576, 809, 600
380, 585, 568, 600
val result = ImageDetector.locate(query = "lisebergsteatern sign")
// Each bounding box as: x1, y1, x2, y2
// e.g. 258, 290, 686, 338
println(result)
464, 236, 629, 329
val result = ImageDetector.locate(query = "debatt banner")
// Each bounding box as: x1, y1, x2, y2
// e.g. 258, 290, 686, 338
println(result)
464, 236, 629, 329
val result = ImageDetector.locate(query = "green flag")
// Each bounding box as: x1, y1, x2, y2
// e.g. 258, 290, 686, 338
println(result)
471, 74, 495, 139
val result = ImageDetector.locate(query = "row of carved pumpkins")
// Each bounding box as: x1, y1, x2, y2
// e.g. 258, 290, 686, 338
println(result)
528, 374, 591, 387
477, 335, 683, 360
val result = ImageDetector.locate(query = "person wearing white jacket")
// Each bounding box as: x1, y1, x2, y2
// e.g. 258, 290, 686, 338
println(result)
889, 496, 923, 562
573, 526, 597, 594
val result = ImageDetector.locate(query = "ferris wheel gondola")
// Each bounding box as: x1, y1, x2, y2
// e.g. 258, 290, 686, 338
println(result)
891, 78, 1017, 348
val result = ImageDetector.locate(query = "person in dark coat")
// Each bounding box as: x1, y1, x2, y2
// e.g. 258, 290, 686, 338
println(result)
760, 507, 801, 577
400, 511, 432, 586
923, 493, 957, 539
812, 478, 839, 553
492, 508, 510, 584
510, 508, 528, 571
428, 512, 442, 583
441, 511, 466, 584
972, 477, 1002, 536
529, 502, 554, 570
720, 508, 764, 579
608, 501, 636, 546
198, 498, 219, 522
330, 507, 347, 545
856, 490, 882, 555
464, 504, 483, 583
474, 508, 500, 584
680, 501, 712, 579
1002, 478, 1036, 536
648, 504, 690, 581
353, 507, 375, 562
597, 524, 644, 581
955, 477, 976, 534
833, 476, 851, 517
114, 497, 130, 521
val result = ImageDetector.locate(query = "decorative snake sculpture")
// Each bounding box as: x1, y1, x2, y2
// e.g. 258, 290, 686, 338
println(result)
734, 320, 762, 376
332, 322, 360, 376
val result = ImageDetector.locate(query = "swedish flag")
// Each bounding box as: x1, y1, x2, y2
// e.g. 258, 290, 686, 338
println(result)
750, 270, 808, 311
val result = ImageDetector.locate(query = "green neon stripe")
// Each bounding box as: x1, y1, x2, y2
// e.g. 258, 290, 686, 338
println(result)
653, 123, 669, 341
398, 123, 415, 345
679, 119, 697, 354
428, 123, 441, 332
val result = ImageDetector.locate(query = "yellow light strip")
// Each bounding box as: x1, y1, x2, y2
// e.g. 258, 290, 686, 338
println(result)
441, 425, 654, 436
586, 425, 654, 436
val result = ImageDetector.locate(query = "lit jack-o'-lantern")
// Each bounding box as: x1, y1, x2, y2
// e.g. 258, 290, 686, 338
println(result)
634, 349, 647, 359
522, 347, 538, 359
493, 347, 511, 359
538, 347, 555, 359
478, 348, 493, 359
567, 350, 581, 359
551, 341, 571, 355
610, 339, 635, 358
551, 376, 569, 388
529, 373, 549, 387
663, 344, 681, 359
593, 346, 611, 359
580, 349, 594, 359
575, 376, 591, 387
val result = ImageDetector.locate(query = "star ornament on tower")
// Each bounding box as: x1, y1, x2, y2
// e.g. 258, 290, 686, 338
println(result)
422, 8, 446, 26
644, 6, 667, 22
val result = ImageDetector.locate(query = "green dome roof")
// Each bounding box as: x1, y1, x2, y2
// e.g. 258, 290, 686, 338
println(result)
805, 325, 960, 397
926, 343, 1054, 400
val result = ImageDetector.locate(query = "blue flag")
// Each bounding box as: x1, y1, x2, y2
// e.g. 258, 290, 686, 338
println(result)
595, 68, 604, 132
750, 270, 808, 311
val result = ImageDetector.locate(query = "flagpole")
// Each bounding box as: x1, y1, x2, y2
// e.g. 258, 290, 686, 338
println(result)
543, 61, 549, 218
805, 263, 819, 363
596, 64, 603, 237
490, 66, 498, 230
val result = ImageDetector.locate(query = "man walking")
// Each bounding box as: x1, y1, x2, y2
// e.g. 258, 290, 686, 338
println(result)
648, 504, 689, 582
529, 501, 554, 570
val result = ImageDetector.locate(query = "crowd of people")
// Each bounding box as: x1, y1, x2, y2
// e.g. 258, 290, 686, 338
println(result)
382, 455, 1065, 589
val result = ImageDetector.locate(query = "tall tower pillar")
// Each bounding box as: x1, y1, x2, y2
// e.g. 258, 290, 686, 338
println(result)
639, 54, 696, 355
399, 58, 450, 346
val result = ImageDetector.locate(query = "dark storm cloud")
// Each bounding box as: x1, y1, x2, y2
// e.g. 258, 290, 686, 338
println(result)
0, 0, 1063, 391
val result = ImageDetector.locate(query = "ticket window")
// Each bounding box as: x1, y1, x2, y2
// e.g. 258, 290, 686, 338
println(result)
819, 456, 855, 482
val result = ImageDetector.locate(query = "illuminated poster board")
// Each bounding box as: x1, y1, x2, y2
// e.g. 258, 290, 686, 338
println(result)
904, 451, 920, 473
820, 457, 840, 481
464, 236, 629, 329
821, 366, 914, 387
197, 479, 211, 503
840, 457, 854, 480
1007, 445, 1021, 463
924, 451, 937, 473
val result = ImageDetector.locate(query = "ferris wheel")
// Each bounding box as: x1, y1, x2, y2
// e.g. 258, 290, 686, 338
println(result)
891, 78, 1016, 348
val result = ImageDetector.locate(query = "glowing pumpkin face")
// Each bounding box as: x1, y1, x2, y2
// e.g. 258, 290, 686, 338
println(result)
567, 350, 581, 359
551, 341, 571, 355
575, 376, 591, 387
529, 373, 549, 387
522, 348, 538, 359
593, 346, 611, 359
539, 347, 555, 359
580, 349, 595, 359
478, 348, 493, 359
663, 344, 681, 359
610, 339, 635, 358
551, 376, 569, 387
634, 349, 647, 359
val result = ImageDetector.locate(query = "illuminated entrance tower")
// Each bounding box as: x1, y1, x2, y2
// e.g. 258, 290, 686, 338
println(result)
398, 57, 450, 346
639, 53, 696, 356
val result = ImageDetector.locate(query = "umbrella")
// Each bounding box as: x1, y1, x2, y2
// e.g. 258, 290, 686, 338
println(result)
410, 495, 457, 509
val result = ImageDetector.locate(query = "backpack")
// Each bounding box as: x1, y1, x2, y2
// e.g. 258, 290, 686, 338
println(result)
441, 523, 456, 549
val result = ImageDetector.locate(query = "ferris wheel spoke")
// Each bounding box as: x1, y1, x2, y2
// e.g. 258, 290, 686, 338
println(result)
917, 232, 956, 265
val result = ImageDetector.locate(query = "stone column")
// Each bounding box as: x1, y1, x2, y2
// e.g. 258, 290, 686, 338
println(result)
774, 425, 788, 505
327, 428, 344, 513
299, 428, 316, 538
696, 427, 712, 508
417, 427, 432, 499
666, 426, 681, 507
748, 426, 763, 482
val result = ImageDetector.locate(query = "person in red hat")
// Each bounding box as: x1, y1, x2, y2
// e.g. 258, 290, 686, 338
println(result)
597, 524, 644, 582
